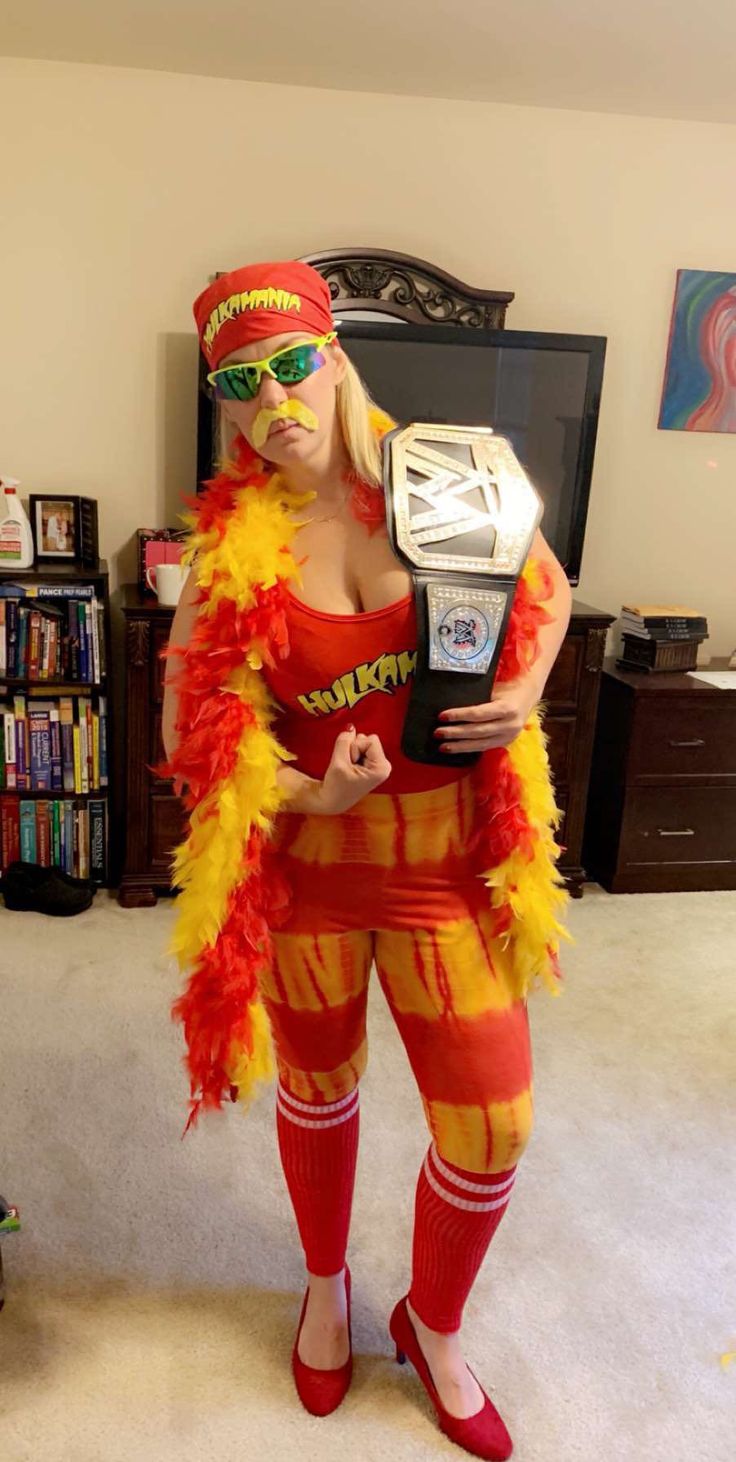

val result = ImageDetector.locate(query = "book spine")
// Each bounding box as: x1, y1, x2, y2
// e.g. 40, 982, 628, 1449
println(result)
0, 797, 10, 873
23, 584, 95, 599
42, 616, 52, 678
5, 795, 21, 867
623, 629, 707, 644
59, 614, 69, 679
49, 704, 63, 791
79, 805, 88, 879
36, 800, 50, 865
78, 602, 88, 681
17, 607, 29, 677
0, 599, 6, 676
79, 700, 89, 794
7, 601, 18, 677
28, 709, 52, 791
29, 610, 41, 679
51, 798, 61, 867
60, 699, 75, 792
19, 800, 36, 862
3, 709, 16, 790
88, 601, 100, 684
640, 617, 707, 630
68, 601, 79, 680
13, 695, 28, 790
89, 797, 106, 880
97, 602, 106, 678
50, 616, 59, 678
64, 800, 74, 874
72, 721, 82, 794
92, 704, 100, 789
85, 699, 93, 791
98, 694, 108, 786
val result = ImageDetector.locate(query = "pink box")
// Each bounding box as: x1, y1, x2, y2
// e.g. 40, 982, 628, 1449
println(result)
144, 540, 169, 575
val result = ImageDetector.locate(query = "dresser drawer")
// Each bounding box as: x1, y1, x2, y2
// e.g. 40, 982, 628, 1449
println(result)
543, 716, 575, 792
545, 637, 582, 707
629, 700, 736, 780
150, 792, 187, 872
619, 786, 736, 866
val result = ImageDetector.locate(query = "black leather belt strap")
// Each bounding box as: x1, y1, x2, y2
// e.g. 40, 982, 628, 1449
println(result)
405, 569, 517, 766
382, 423, 542, 768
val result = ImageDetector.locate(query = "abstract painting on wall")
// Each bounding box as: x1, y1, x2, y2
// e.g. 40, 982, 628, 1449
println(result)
659, 268, 736, 433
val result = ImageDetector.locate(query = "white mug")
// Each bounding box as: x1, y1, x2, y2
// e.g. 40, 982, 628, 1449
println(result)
146, 562, 188, 606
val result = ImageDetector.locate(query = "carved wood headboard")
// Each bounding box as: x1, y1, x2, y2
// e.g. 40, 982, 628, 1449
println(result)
300, 248, 513, 330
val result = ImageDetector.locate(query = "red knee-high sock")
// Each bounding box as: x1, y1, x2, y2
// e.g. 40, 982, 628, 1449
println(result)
409, 1143, 517, 1333
276, 1081, 360, 1277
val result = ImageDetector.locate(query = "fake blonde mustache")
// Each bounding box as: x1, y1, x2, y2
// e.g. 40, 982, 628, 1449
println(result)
251, 399, 320, 451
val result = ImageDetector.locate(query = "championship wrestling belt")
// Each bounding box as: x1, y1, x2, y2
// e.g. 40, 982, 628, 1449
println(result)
382, 423, 542, 767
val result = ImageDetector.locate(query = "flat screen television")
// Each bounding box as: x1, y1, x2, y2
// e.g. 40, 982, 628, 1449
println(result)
196, 321, 607, 586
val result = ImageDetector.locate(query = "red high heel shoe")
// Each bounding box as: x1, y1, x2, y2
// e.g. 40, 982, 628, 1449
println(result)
292, 1265, 353, 1417
389, 1296, 513, 1461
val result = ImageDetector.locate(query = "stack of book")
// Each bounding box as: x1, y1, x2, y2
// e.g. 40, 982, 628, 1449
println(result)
0, 796, 107, 880
1, 695, 109, 793
1, 575, 110, 885
0, 586, 104, 682
617, 603, 709, 673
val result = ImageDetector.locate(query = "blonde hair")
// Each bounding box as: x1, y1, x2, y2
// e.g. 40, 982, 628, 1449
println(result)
335, 352, 383, 488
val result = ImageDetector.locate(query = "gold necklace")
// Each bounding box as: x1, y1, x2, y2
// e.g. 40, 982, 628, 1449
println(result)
303, 485, 352, 526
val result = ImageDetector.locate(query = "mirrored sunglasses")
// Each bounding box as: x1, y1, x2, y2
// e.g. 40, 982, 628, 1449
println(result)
207, 331, 337, 402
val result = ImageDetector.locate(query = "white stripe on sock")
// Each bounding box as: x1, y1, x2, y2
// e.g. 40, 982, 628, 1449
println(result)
430, 1144, 517, 1197
423, 1153, 516, 1213
277, 1083, 359, 1116
277, 1090, 359, 1131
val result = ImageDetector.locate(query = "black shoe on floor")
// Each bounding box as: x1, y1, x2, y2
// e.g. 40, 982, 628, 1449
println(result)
0, 861, 96, 916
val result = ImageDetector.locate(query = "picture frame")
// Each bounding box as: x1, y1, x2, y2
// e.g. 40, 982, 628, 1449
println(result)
29, 494, 99, 567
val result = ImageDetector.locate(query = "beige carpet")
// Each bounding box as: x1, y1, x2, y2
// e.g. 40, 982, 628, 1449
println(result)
1, 884, 734, 1462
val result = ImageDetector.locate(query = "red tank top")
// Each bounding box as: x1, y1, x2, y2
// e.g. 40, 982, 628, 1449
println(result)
261, 587, 470, 794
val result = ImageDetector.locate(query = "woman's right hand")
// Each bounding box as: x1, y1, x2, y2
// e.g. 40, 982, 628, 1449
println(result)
315, 725, 392, 814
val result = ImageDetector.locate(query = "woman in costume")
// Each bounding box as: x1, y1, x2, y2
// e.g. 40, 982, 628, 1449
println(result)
161, 259, 572, 1462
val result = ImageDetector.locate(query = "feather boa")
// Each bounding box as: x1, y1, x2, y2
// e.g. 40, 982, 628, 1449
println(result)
160, 411, 568, 1133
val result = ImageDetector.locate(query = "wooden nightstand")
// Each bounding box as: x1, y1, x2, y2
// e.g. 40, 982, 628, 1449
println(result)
583, 659, 736, 892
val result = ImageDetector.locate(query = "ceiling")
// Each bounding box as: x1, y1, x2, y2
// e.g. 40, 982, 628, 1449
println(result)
3, 0, 736, 125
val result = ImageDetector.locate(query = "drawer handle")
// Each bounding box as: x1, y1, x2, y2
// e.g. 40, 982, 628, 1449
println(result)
667, 738, 705, 748
657, 828, 695, 838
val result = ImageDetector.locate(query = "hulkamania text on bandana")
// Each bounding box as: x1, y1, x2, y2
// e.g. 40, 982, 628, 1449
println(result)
203, 288, 303, 354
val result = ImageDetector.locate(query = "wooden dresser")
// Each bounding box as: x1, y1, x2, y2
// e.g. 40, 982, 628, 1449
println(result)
117, 585, 613, 906
118, 586, 188, 907
583, 660, 736, 892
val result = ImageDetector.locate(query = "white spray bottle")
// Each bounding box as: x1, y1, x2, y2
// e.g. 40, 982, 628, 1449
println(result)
0, 476, 35, 568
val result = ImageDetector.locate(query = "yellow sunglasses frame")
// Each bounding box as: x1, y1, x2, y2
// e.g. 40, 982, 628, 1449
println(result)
206, 331, 338, 395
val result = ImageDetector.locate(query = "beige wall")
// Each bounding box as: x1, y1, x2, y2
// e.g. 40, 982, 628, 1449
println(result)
1, 56, 734, 656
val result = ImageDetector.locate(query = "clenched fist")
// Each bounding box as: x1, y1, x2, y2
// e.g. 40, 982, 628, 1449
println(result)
315, 725, 392, 814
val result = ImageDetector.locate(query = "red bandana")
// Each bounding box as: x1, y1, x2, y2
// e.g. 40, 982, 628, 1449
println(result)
193, 260, 335, 368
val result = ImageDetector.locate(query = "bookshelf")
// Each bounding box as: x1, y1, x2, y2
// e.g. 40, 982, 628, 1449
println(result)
0, 560, 113, 886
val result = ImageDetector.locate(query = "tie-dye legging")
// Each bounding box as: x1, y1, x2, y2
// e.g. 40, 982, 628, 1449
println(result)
262, 773, 533, 1176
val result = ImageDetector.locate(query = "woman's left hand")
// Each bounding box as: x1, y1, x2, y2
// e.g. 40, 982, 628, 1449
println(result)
434, 676, 543, 753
